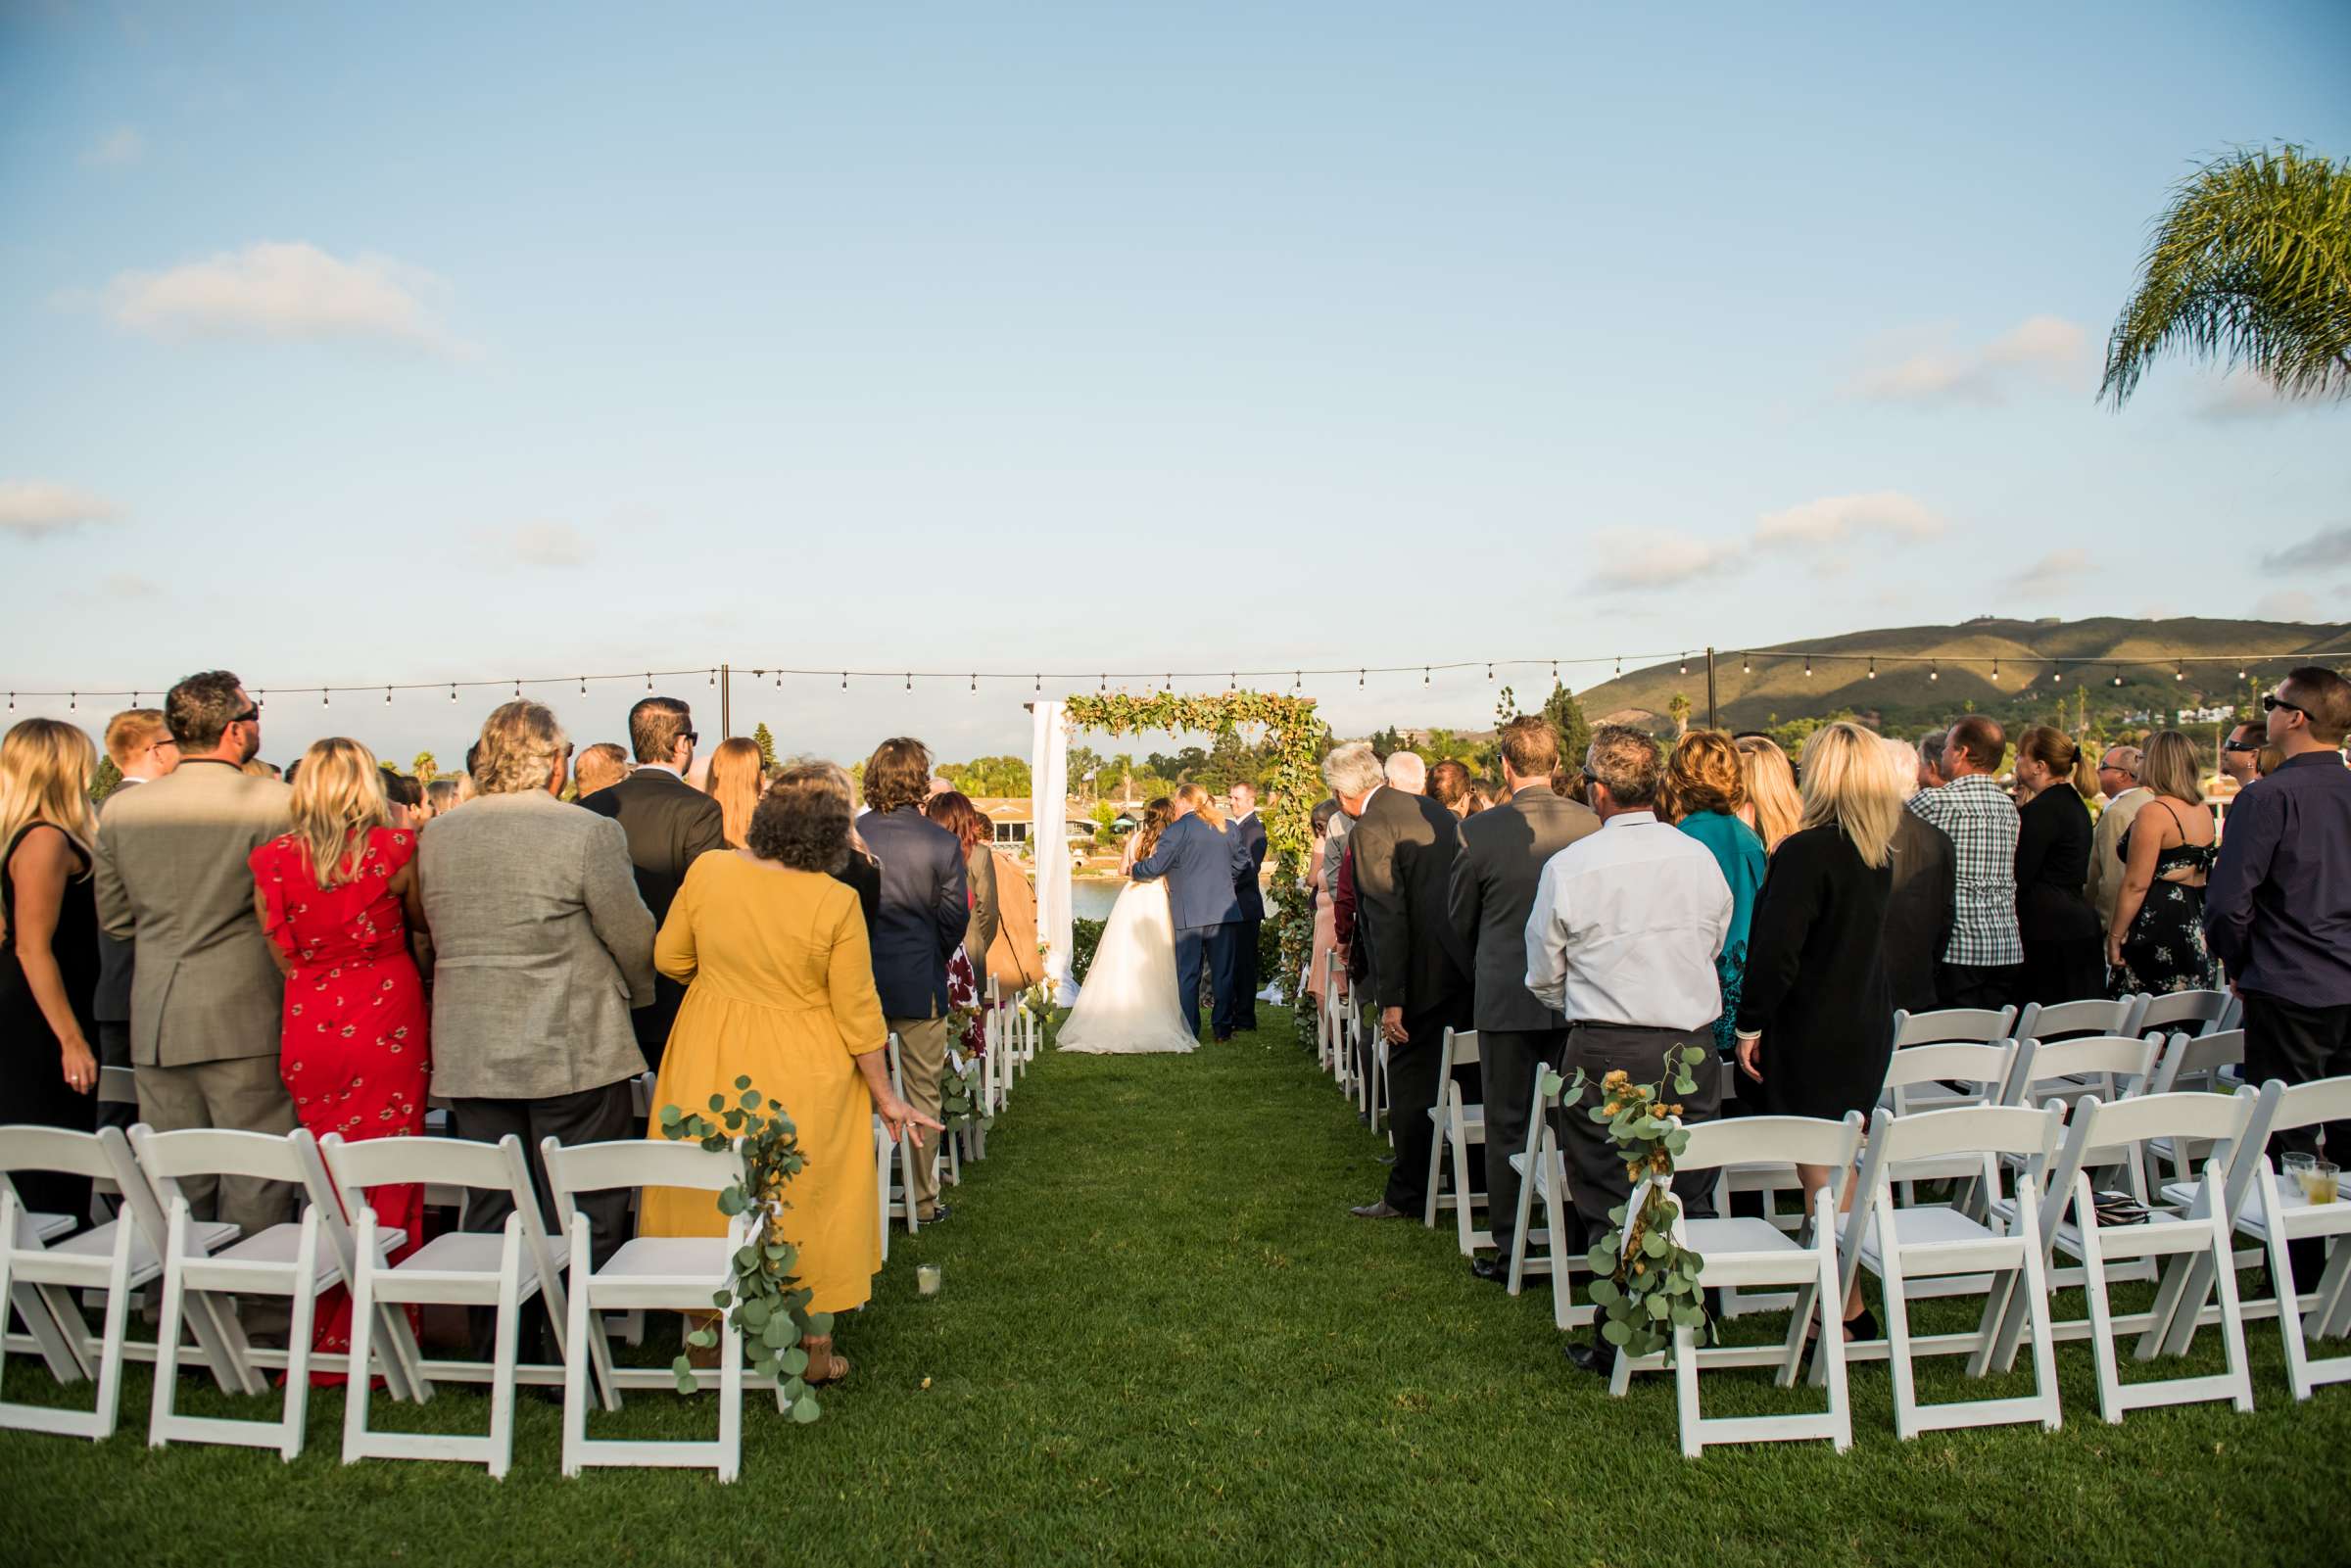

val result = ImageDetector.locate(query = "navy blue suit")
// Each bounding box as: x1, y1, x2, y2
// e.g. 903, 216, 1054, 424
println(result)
1128, 813, 1251, 1038
1228, 811, 1270, 1032
857, 806, 968, 1019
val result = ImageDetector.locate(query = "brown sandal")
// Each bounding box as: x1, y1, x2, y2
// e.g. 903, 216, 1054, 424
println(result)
799, 1335, 850, 1385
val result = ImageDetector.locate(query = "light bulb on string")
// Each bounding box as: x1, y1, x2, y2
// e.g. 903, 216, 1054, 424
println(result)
579, 676, 587, 695
840, 672, 847, 690
1163, 674, 1171, 691
1991, 658, 2000, 683
1359, 670, 1366, 689
2112, 666, 2123, 687
904, 673, 912, 691
2051, 667, 2062, 685
256, 690, 264, 709
1867, 657, 1877, 680
707, 670, 715, 687
1802, 656, 1811, 678
2238, 667, 2247, 682
1929, 661, 1939, 682
1614, 655, 1621, 676
70, 691, 77, 711
386, 687, 393, 704
1485, 662, 1493, 681
1679, 655, 1688, 676
1293, 672, 1301, 690
321, 689, 329, 707
646, 673, 652, 691
1099, 674, 1107, 691
1741, 653, 1750, 673
1551, 661, 1559, 684
2175, 663, 2184, 682
514, 680, 522, 698
1423, 667, 1430, 686
971, 674, 978, 692
1033, 674, 1041, 693
450, 684, 457, 703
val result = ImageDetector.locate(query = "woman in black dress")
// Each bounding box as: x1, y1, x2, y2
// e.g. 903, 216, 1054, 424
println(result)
2104, 729, 2219, 995
0, 719, 105, 1226
2012, 725, 2103, 1008
1734, 721, 1899, 1339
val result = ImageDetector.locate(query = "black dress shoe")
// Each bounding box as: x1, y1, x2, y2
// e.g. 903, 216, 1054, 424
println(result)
1213, 1031, 1232, 1043
1566, 1340, 1617, 1379
1349, 1200, 1410, 1219
1468, 1257, 1510, 1285
922, 1203, 951, 1226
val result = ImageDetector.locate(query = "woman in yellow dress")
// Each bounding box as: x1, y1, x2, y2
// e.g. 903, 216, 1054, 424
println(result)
642, 762, 938, 1384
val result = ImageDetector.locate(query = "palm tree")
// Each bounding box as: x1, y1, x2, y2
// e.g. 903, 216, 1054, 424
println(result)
2100, 144, 2351, 407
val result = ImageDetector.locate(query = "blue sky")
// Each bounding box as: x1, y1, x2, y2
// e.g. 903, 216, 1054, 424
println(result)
4, 1, 2347, 768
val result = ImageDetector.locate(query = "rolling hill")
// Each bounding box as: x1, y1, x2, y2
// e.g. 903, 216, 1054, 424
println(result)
1567, 616, 2351, 735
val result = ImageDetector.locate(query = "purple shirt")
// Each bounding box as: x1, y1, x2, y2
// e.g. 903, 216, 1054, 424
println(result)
2203, 751, 2351, 1008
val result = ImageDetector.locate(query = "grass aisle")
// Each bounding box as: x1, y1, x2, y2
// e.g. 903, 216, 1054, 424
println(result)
5, 1008, 2349, 1565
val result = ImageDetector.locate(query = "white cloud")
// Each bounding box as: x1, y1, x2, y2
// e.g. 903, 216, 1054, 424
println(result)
2199, 369, 2301, 421
1586, 529, 1743, 592
2255, 590, 2320, 622
2001, 547, 2089, 597
79, 125, 143, 166
99, 241, 472, 356
1847, 314, 2088, 406
1755, 490, 1945, 547
0, 480, 120, 539
504, 521, 593, 568
2261, 523, 2351, 573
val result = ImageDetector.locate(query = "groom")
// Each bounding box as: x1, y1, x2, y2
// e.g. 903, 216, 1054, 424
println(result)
1128, 787, 1254, 1039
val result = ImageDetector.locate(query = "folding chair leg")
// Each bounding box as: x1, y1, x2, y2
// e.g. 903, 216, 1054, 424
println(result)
716, 1315, 744, 1485
2078, 1179, 2127, 1425
343, 1229, 379, 1464
147, 1202, 191, 1448
1507, 1157, 1538, 1295
2205, 1204, 2256, 1414
488, 1221, 523, 1480
280, 1214, 320, 1462
1880, 1209, 1924, 1441
561, 1223, 592, 1478
1673, 1324, 1703, 1459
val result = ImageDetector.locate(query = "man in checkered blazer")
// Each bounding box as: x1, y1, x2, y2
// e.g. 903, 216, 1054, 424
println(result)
1904, 715, 2023, 1009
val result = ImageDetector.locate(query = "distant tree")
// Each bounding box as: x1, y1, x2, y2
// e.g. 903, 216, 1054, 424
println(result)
1666, 692, 1692, 738
1541, 683, 1592, 775
90, 755, 123, 804
751, 723, 778, 772
1367, 725, 1406, 760
2101, 144, 2351, 408
410, 751, 439, 784
947, 755, 1032, 797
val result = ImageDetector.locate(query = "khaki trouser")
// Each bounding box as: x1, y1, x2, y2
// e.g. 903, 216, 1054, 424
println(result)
134, 1056, 301, 1241
888, 1012, 950, 1218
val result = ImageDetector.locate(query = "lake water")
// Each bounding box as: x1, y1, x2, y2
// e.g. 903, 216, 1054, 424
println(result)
1073, 878, 1127, 922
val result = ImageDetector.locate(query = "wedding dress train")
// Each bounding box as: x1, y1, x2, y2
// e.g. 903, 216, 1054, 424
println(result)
1057, 879, 1198, 1055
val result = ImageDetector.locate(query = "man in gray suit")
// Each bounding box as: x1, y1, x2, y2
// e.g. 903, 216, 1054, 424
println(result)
93, 672, 297, 1241
91, 707, 179, 1133
1447, 715, 1599, 1280
420, 700, 655, 1291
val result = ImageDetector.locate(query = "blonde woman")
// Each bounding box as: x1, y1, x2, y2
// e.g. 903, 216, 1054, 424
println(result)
247, 737, 431, 1375
1, 718, 104, 1222
1733, 722, 1904, 1342
703, 736, 765, 848
2012, 724, 2102, 1006
1733, 735, 1801, 852
2105, 729, 2218, 995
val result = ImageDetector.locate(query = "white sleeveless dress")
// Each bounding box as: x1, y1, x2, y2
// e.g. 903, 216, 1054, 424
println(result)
1057, 879, 1197, 1054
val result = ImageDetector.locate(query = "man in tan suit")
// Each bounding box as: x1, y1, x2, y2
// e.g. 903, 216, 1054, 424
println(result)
2087, 744, 2149, 933
93, 671, 298, 1242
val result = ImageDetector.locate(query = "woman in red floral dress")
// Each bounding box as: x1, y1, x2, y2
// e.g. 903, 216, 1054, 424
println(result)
247, 738, 432, 1378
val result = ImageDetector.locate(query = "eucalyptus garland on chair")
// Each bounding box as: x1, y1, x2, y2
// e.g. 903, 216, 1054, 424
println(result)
1061, 689, 1324, 1044
658, 1076, 828, 1421
1546, 1042, 1713, 1362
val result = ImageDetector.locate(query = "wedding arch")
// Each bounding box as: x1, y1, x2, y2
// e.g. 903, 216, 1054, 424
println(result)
1031, 690, 1323, 1033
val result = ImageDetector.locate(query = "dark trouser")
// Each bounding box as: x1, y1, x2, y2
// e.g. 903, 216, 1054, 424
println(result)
95, 1021, 137, 1135
451, 1079, 635, 1359
2244, 991, 2351, 1161
631, 976, 686, 1075
1560, 1022, 1721, 1256
1938, 961, 2025, 1012
1480, 1025, 1569, 1260
1175, 923, 1242, 1039
1381, 1009, 1478, 1213
1222, 917, 1262, 1034
2018, 936, 2104, 1010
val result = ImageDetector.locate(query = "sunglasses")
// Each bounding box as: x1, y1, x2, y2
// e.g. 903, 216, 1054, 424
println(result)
2222, 738, 2263, 753
2261, 694, 2309, 719
230, 706, 261, 725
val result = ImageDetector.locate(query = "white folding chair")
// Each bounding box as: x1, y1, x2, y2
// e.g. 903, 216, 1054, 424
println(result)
2135, 988, 2233, 1040
324, 1131, 594, 1478
1607, 1114, 1866, 1457
1879, 1039, 2024, 1218
884, 1034, 922, 1235
1891, 1006, 2018, 1050
135, 1125, 412, 1460
1503, 1068, 1593, 1333
1423, 1028, 1487, 1253
2015, 995, 2147, 1048
2000, 1091, 2260, 1423
1821, 1104, 2069, 1440
543, 1136, 754, 1482
0, 1127, 143, 1439
2141, 1029, 2248, 1192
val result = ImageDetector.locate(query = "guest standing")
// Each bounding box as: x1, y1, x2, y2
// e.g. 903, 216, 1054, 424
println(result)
1305, 798, 1341, 1012
2086, 745, 2150, 935
1879, 737, 1956, 1017
420, 702, 654, 1350
90, 708, 178, 1135
1128, 784, 1252, 1042
1662, 732, 1768, 1054
703, 736, 764, 848
1427, 761, 1474, 819
2205, 667, 2351, 1163
2106, 730, 2218, 995
980, 826, 1042, 998
925, 789, 997, 1057
1445, 716, 1597, 1278
1225, 783, 1268, 1033
1524, 725, 1731, 1377
93, 671, 298, 1242
580, 696, 725, 1070
573, 741, 632, 801
2012, 725, 2103, 1007
1, 719, 104, 1224
1734, 735, 1801, 853
1331, 741, 1472, 1222
832, 805, 883, 944
1916, 730, 1950, 792
859, 737, 968, 1225
1905, 716, 2024, 1009
247, 738, 431, 1375
642, 765, 937, 1383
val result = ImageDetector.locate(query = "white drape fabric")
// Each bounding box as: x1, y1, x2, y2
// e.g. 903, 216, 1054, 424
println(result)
1031, 700, 1077, 1005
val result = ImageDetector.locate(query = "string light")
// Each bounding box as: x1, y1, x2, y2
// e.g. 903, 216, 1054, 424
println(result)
707, 670, 715, 687
971, 674, 978, 692
2238, 666, 2247, 681
1359, 670, 1366, 689
1551, 661, 1559, 684
905, 674, 912, 691
2175, 662, 2184, 682
1929, 661, 1939, 682
70, 691, 76, 711
2051, 667, 2062, 685
1678, 655, 1688, 676
2112, 666, 2124, 687
1991, 658, 2000, 683
257, 690, 264, 709
386, 687, 393, 704
1293, 672, 1301, 689
1867, 657, 1876, 680
1229, 673, 1236, 690
1614, 656, 1621, 677
1033, 674, 1040, 692
579, 676, 587, 695
321, 689, 329, 707
773, 670, 781, 688
1742, 653, 1751, 674
1423, 667, 1430, 686
451, 684, 457, 703
514, 679, 522, 698
1485, 662, 1493, 681
646, 673, 653, 690
1100, 674, 1107, 691
1802, 656, 1811, 678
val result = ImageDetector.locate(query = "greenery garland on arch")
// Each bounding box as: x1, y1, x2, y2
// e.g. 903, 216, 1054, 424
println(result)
1062, 690, 1323, 1039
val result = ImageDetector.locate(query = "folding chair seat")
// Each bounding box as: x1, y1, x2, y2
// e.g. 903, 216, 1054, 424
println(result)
134, 1125, 414, 1460
1991, 1091, 2260, 1422
1423, 1028, 1488, 1253
1607, 1113, 1866, 1456
1817, 1103, 2069, 1439
1504, 1068, 1588, 1327
323, 1130, 596, 1478
0, 1127, 150, 1440
544, 1136, 756, 1481
1712, 1061, 1809, 1318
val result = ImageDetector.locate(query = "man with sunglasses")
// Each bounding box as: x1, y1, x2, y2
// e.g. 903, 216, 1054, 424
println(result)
580, 694, 725, 1070
2206, 666, 2351, 1181
93, 671, 300, 1249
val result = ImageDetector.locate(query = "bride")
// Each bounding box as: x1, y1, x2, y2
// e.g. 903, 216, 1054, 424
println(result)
1058, 799, 1198, 1054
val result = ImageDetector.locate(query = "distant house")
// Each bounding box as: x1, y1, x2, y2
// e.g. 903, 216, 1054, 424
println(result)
966, 796, 1101, 846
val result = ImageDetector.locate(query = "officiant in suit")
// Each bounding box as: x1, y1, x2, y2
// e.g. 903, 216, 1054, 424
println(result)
581, 695, 726, 1070
1224, 784, 1269, 1035
1324, 744, 1472, 1220
1127, 784, 1252, 1040
1446, 716, 1598, 1278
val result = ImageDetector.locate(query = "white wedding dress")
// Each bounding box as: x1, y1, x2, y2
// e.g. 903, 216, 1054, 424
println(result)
1057, 879, 1198, 1055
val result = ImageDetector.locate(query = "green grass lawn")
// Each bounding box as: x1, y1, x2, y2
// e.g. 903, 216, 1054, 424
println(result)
5, 1007, 2348, 1566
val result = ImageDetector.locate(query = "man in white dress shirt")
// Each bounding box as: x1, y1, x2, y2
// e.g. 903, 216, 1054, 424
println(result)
1524, 725, 1732, 1373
